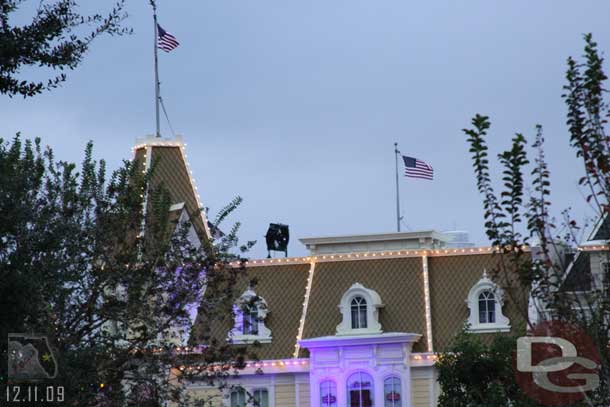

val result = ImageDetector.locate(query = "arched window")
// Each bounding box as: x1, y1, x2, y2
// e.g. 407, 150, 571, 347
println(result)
383, 377, 401, 407
230, 387, 246, 407
337, 283, 382, 336
351, 297, 368, 329
465, 270, 510, 333
478, 291, 496, 324
347, 372, 374, 407
229, 287, 272, 344
320, 380, 337, 407
242, 305, 259, 335
253, 388, 269, 407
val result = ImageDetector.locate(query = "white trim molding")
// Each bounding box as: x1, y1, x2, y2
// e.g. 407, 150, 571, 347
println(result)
465, 270, 511, 333
228, 287, 272, 344
336, 283, 383, 336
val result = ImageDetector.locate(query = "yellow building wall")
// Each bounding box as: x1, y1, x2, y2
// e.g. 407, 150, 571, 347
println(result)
186, 387, 223, 406
275, 383, 296, 407
411, 377, 431, 407
298, 383, 310, 407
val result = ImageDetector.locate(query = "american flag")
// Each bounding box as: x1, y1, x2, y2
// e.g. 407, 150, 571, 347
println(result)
157, 24, 179, 52
403, 156, 434, 180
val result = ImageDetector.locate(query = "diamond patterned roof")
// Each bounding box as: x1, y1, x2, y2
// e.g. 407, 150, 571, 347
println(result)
194, 252, 528, 360
301, 257, 428, 353
428, 254, 527, 350
193, 263, 310, 360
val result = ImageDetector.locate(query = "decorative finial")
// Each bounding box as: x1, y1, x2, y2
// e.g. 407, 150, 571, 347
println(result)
482, 268, 488, 279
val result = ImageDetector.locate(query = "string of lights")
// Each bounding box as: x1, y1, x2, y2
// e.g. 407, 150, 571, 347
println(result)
293, 261, 316, 358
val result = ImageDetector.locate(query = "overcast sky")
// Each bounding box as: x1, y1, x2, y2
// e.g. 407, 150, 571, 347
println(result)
2, 1, 610, 258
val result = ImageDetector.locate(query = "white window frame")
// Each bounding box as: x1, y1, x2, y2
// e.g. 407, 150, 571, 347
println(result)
383, 375, 402, 407
346, 371, 375, 407
319, 379, 338, 407
465, 270, 510, 333
229, 387, 247, 407
229, 288, 272, 344
337, 283, 383, 336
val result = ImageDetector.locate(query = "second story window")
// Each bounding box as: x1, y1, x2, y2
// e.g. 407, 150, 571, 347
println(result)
351, 297, 368, 329
243, 305, 259, 335
466, 270, 510, 333
337, 283, 383, 336
478, 291, 496, 324
228, 285, 272, 344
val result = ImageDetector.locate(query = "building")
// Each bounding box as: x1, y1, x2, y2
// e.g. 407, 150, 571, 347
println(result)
131, 135, 604, 407
188, 232, 527, 407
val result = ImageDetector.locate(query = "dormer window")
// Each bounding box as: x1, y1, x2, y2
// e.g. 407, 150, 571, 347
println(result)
466, 270, 510, 333
478, 291, 496, 324
228, 286, 272, 344
337, 283, 383, 336
242, 305, 259, 335
351, 297, 368, 329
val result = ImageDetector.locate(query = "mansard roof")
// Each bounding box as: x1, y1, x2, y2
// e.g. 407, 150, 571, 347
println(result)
193, 248, 527, 360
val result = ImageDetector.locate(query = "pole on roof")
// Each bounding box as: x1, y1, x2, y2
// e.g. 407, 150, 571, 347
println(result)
394, 142, 401, 232
151, 0, 161, 138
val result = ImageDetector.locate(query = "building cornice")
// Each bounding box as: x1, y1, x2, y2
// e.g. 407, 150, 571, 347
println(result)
299, 332, 422, 349
230, 245, 525, 268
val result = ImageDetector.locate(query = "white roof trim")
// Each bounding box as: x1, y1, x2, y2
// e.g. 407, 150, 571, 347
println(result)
133, 135, 212, 240
299, 332, 422, 348
299, 231, 448, 246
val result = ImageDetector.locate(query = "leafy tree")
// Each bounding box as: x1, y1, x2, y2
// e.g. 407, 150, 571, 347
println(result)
447, 34, 609, 406
0, 0, 131, 97
0, 135, 254, 406
437, 329, 542, 407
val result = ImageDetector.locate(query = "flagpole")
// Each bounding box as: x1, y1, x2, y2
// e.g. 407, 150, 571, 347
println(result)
394, 142, 401, 232
152, 1, 161, 138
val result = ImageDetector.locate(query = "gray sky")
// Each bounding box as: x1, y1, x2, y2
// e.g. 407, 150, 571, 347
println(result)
2, 1, 610, 258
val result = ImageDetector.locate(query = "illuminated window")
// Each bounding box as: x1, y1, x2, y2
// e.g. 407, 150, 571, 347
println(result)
347, 372, 374, 407
351, 297, 368, 329
230, 387, 246, 407
320, 380, 337, 407
383, 377, 401, 407
478, 291, 496, 324
253, 388, 269, 407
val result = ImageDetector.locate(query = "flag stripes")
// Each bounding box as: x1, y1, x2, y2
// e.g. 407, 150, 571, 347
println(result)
402, 156, 433, 180
157, 24, 179, 52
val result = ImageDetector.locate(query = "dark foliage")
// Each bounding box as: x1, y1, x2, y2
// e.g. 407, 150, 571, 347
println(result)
0, 0, 131, 97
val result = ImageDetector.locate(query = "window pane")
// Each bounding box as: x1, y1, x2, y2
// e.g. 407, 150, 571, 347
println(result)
359, 306, 368, 329
384, 377, 401, 407
254, 389, 268, 407
320, 380, 337, 407
478, 298, 487, 323
351, 297, 367, 329
478, 291, 496, 324
487, 298, 496, 323
347, 372, 374, 407
243, 306, 259, 335
230, 388, 245, 407
351, 306, 360, 329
